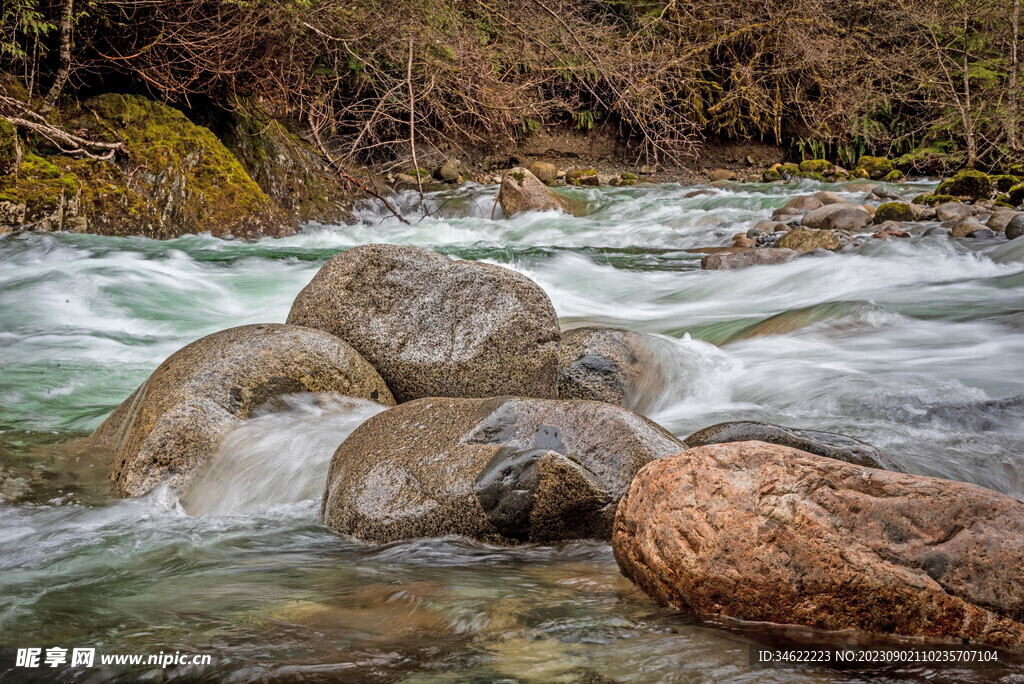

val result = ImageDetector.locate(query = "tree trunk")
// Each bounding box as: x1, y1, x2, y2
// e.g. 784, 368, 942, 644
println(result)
39, 0, 74, 116
963, 7, 977, 167
1010, 0, 1021, 150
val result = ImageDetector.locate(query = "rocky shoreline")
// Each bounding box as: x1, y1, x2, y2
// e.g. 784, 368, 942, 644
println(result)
84, 241, 1024, 650
7, 89, 1024, 240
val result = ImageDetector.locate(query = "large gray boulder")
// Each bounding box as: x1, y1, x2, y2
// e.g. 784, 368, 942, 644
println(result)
321, 396, 684, 544
96, 324, 395, 497
287, 244, 560, 403
684, 421, 901, 471
497, 167, 584, 217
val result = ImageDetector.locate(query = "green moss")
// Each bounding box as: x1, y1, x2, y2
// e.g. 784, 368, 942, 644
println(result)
881, 169, 904, 182
405, 166, 431, 179
779, 163, 801, 179
798, 171, 826, 183
990, 174, 1020, 193
874, 202, 915, 222
855, 155, 893, 179
995, 196, 1014, 208
0, 120, 19, 176
620, 172, 637, 180
762, 168, 782, 182
919, 193, 959, 206
935, 169, 991, 201
511, 171, 525, 183
1008, 182, 1024, 206
798, 159, 834, 175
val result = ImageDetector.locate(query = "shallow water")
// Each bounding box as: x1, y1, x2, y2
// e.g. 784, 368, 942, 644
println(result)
2, 179, 1023, 682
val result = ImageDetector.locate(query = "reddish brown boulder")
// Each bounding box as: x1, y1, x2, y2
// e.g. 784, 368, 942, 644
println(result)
613, 441, 1024, 647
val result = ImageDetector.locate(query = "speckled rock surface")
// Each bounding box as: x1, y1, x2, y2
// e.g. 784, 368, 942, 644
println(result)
777, 228, 841, 251
287, 244, 560, 403
497, 167, 584, 217
801, 204, 870, 232
613, 441, 1024, 647
700, 248, 799, 270
96, 324, 395, 497
683, 421, 901, 471
321, 396, 683, 544
557, 327, 665, 411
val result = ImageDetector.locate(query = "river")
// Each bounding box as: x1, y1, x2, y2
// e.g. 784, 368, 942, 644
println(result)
2, 179, 1023, 682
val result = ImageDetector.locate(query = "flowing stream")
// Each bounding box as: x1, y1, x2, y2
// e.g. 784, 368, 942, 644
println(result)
2, 179, 1023, 682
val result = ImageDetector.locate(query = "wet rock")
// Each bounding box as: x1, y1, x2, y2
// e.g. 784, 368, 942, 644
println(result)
612, 441, 1024, 647
936, 202, 974, 222
557, 327, 664, 411
287, 244, 560, 403
868, 185, 901, 201
812, 190, 847, 205
950, 218, 987, 238
321, 397, 683, 544
732, 235, 754, 248
497, 167, 584, 217
986, 210, 1020, 232
801, 204, 870, 231
1006, 215, 1024, 239
683, 421, 900, 470
528, 161, 558, 185
97, 324, 395, 497
700, 248, 799, 270
966, 228, 996, 238
923, 226, 952, 237
710, 169, 738, 181
779, 196, 823, 212
777, 228, 841, 251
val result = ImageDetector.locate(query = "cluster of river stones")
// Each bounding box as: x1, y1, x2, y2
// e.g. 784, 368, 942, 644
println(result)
89, 242, 1024, 649
495, 165, 1024, 272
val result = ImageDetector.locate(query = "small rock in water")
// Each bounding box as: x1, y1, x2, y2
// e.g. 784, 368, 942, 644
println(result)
986, 210, 1020, 232
950, 218, 987, 238
801, 204, 870, 232
777, 228, 842, 251
527, 161, 558, 185
935, 202, 973, 222
700, 248, 799, 270
496, 167, 585, 217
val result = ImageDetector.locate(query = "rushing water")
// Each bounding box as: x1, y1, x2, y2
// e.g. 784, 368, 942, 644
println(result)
2, 179, 1024, 682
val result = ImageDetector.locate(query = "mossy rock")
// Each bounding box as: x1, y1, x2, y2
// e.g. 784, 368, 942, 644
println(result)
882, 170, 904, 182
799, 159, 835, 175
990, 175, 1021, 193
855, 156, 893, 180
0, 152, 81, 231
406, 166, 431, 179
874, 202, 915, 223
52, 94, 292, 238
762, 168, 782, 182
798, 171, 827, 183
935, 169, 991, 201
995, 196, 1014, 208
0, 119, 21, 176
1008, 182, 1024, 206
567, 167, 599, 186
779, 163, 801, 179
219, 105, 352, 224
917, 193, 959, 206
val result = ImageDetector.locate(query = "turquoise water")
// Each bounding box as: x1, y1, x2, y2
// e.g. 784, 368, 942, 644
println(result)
1, 180, 1023, 681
